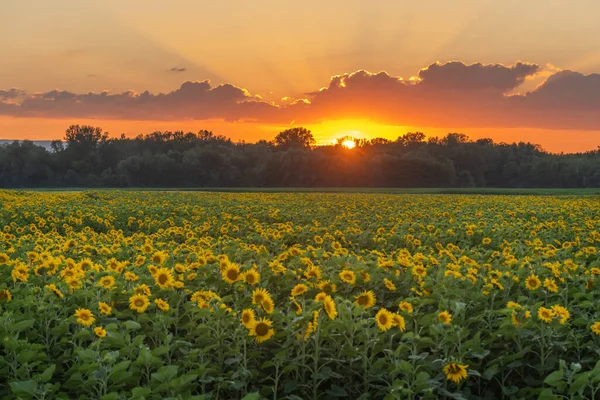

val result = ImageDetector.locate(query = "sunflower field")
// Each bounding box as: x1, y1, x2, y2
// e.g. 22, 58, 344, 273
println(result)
0, 190, 599, 400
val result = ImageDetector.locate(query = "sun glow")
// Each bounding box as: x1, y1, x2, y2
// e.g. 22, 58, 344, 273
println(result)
342, 139, 356, 149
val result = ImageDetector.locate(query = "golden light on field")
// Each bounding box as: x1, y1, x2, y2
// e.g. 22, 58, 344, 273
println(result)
341, 139, 356, 149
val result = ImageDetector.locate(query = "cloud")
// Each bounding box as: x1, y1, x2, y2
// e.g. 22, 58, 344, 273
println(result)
0, 88, 26, 100
4, 81, 276, 122
1, 61, 600, 131
169, 67, 187, 72
417, 61, 540, 91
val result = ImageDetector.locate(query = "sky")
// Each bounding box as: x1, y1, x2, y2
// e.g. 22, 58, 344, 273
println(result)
1, 0, 600, 152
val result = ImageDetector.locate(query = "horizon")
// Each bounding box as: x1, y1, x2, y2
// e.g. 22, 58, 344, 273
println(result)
0, 126, 596, 155
2, 1, 600, 152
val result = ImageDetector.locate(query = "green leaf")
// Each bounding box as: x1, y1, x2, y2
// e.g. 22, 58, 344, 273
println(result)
397, 360, 413, 374
131, 387, 152, 398
482, 364, 499, 380
569, 372, 590, 395
124, 320, 142, 330
36, 364, 56, 383
10, 380, 38, 397
544, 370, 564, 387
241, 392, 260, 400
537, 388, 555, 400
112, 360, 131, 374
12, 319, 35, 333
326, 385, 348, 397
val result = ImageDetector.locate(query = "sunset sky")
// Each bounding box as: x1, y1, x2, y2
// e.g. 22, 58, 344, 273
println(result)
1, 0, 600, 152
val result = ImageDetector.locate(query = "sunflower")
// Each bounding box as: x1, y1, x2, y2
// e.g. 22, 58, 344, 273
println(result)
543, 278, 559, 293
151, 251, 168, 265
0, 289, 12, 302
438, 311, 452, 325
443, 362, 469, 384
134, 255, 146, 266
222, 263, 241, 284
317, 280, 336, 294
323, 295, 338, 320
304, 266, 322, 281
154, 267, 175, 289
98, 302, 112, 315
376, 308, 394, 331
360, 270, 371, 283
412, 265, 427, 279
354, 290, 376, 309
241, 309, 256, 328
314, 292, 328, 302
292, 300, 303, 315
261, 297, 275, 314
249, 318, 275, 343
94, 326, 107, 338
129, 294, 150, 313
291, 283, 309, 297
74, 308, 95, 327
98, 275, 116, 289
154, 298, 170, 311
482, 237, 492, 245
142, 243, 154, 254
0, 253, 10, 264
525, 274, 541, 291
124, 272, 139, 282
398, 301, 413, 314
134, 284, 152, 296
242, 269, 260, 286
252, 288, 270, 305
551, 305, 570, 324
384, 278, 397, 291
339, 270, 356, 285
392, 313, 406, 332
44, 284, 64, 299
591, 322, 600, 336
506, 301, 520, 309
537, 306, 555, 323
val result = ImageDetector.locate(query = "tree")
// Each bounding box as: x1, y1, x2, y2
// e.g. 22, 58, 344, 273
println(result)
273, 127, 315, 149
64, 125, 108, 147
397, 132, 426, 147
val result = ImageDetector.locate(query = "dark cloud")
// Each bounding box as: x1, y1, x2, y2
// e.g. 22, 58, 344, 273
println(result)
4, 81, 276, 122
417, 61, 540, 91
169, 67, 187, 72
1, 61, 600, 131
0, 88, 26, 100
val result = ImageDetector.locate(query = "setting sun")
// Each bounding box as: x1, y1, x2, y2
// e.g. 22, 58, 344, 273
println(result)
342, 139, 356, 149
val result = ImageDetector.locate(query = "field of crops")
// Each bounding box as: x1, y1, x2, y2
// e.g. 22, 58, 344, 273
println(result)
0, 191, 599, 399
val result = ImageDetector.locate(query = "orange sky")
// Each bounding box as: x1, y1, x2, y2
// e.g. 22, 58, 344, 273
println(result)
1, 1, 600, 152
1, 116, 597, 153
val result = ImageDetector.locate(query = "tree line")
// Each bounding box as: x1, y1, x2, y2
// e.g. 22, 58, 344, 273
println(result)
0, 125, 599, 188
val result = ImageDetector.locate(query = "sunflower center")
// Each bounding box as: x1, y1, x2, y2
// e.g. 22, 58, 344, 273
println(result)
227, 270, 238, 280
158, 274, 168, 284
379, 315, 388, 324
357, 295, 368, 305
255, 323, 269, 336
448, 364, 461, 374
135, 299, 144, 307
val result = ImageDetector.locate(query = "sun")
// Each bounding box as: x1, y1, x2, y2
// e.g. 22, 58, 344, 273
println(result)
341, 139, 356, 149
